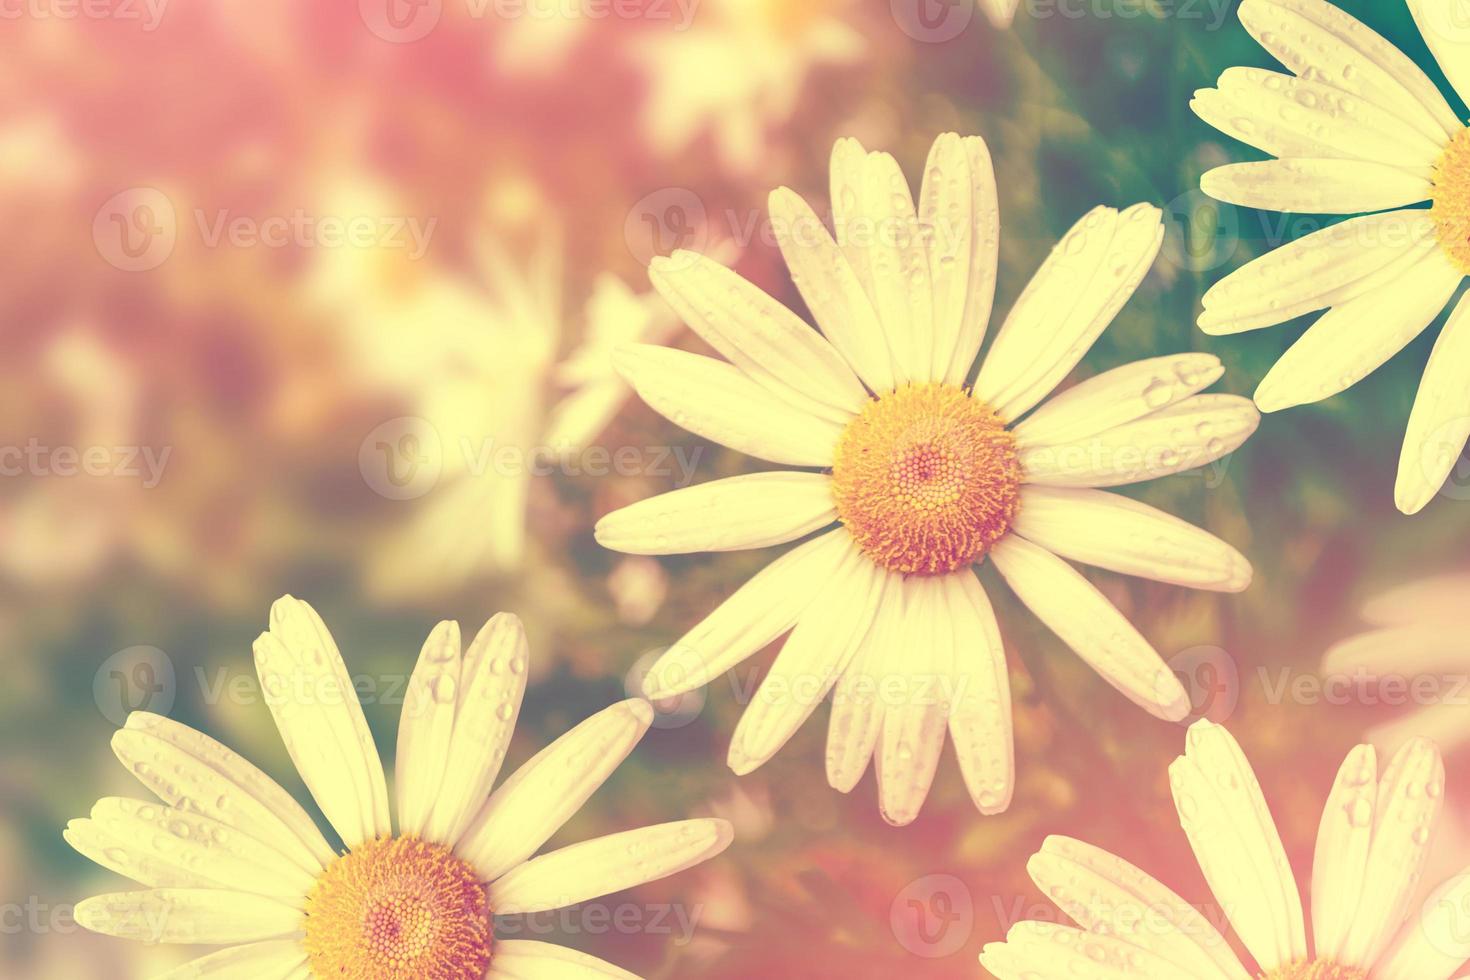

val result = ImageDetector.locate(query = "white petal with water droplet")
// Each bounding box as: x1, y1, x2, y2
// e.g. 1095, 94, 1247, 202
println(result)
74, 889, 302, 945
1019, 394, 1259, 488
110, 713, 333, 873
728, 540, 884, 776
1028, 836, 1250, 979
594, 471, 836, 556
981, 920, 1193, 978
648, 250, 866, 421
1014, 353, 1224, 447
253, 596, 391, 849
151, 940, 307, 980
1407, 0, 1470, 115
1168, 721, 1307, 970
1311, 744, 1378, 961
1012, 486, 1252, 592
1377, 871, 1470, 980
769, 183, 894, 392
613, 343, 843, 467
395, 620, 462, 839
825, 570, 902, 794
419, 613, 529, 847
975, 204, 1163, 420
641, 529, 850, 699
877, 577, 950, 826
1397, 289, 1470, 515
457, 699, 653, 883
1199, 209, 1436, 336
859, 149, 933, 385
1254, 251, 1461, 413
1200, 158, 1431, 215
989, 535, 1188, 721
1340, 737, 1445, 966
488, 819, 732, 914
943, 572, 1014, 817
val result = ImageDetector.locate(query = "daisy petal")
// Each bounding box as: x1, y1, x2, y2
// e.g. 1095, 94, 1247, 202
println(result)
975, 204, 1164, 420
1366, 703, 1470, 759
152, 940, 308, 980
944, 572, 1014, 816
1361, 574, 1470, 627
1254, 250, 1461, 413
948, 135, 1002, 384
989, 535, 1189, 722
594, 472, 837, 555
1397, 290, 1470, 515
488, 939, 638, 979
419, 614, 529, 847
1198, 210, 1438, 336
74, 889, 301, 945
1310, 745, 1378, 961
457, 699, 654, 883
252, 595, 391, 849
395, 620, 462, 839
648, 250, 866, 421
976, 0, 1020, 28
826, 570, 904, 793
856, 149, 934, 385
1012, 487, 1252, 592
1323, 625, 1470, 678
1199, 158, 1431, 215
110, 713, 333, 873
919, 133, 974, 382
1168, 721, 1307, 970
983, 921, 1189, 979
1028, 836, 1250, 980
877, 577, 950, 826
66, 798, 314, 901
613, 343, 843, 466
1340, 737, 1445, 967
769, 184, 895, 392
489, 819, 733, 914
1013, 353, 1224, 447
1376, 872, 1470, 980
1197, 67, 1442, 169
641, 529, 849, 698
1407, 0, 1470, 114
1240, 0, 1460, 141
1019, 394, 1259, 488
727, 541, 886, 775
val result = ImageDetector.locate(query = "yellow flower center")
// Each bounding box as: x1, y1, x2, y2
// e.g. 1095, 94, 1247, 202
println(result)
831, 382, 1020, 576
1259, 961, 1369, 980
303, 836, 491, 980
1431, 126, 1470, 275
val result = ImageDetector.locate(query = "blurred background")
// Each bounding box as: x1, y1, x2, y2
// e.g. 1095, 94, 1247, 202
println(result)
4, 0, 1470, 976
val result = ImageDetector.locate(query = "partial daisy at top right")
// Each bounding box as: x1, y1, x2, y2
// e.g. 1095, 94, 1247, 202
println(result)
1192, 0, 1470, 514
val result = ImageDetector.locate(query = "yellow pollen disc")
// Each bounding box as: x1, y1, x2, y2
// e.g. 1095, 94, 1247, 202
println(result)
831, 382, 1020, 576
1259, 961, 1370, 980
304, 836, 491, 980
1431, 126, 1470, 275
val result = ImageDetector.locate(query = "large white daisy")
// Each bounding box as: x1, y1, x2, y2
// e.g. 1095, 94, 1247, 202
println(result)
595, 132, 1260, 825
1324, 571, 1470, 756
66, 596, 732, 979
981, 720, 1464, 980
1193, 0, 1470, 515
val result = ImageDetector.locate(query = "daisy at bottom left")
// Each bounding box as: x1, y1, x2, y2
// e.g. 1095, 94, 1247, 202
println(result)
64, 596, 733, 979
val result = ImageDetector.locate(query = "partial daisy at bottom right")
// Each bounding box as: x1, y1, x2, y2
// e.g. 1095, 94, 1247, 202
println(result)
980, 720, 1467, 980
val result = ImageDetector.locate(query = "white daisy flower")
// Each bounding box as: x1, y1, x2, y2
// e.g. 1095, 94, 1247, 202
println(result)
66, 596, 732, 979
1193, 0, 1470, 515
982, 720, 1463, 980
595, 132, 1259, 825
1324, 571, 1470, 756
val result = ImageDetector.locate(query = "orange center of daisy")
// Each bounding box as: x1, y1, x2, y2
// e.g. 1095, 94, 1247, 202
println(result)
831, 382, 1020, 576
304, 836, 491, 980
1259, 962, 1369, 980
1431, 126, 1470, 275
